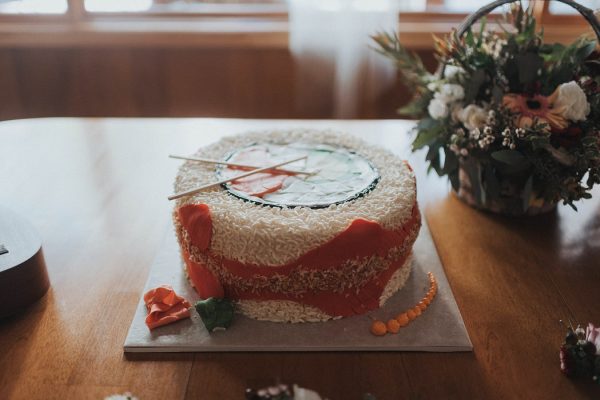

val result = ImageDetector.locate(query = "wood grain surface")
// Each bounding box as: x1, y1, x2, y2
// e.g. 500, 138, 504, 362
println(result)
0, 48, 438, 122
0, 118, 599, 399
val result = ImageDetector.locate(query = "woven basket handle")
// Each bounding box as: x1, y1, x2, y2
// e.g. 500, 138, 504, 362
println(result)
456, 0, 600, 42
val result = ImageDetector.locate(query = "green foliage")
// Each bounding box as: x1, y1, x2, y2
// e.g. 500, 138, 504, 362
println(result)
371, 31, 431, 91
412, 118, 443, 150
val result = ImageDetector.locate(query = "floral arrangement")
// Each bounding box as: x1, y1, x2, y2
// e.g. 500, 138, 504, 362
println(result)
373, 3, 600, 214
559, 321, 600, 383
245, 384, 377, 400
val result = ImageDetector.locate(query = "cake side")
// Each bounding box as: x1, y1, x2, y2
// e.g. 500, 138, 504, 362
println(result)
177, 206, 420, 321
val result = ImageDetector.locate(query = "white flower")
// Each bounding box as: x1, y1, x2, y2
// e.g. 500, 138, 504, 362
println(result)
435, 83, 465, 103
586, 323, 600, 355
427, 98, 449, 120
457, 104, 488, 130
451, 104, 464, 123
444, 65, 464, 80
427, 81, 440, 92
293, 385, 323, 400
553, 81, 590, 122
104, 394, 138, 400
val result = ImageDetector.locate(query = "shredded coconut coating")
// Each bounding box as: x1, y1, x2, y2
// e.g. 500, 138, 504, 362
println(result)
174, 129, 417, 266
235, 255, 413, 323
178, 220, 419, 296
379, 253, 413, 306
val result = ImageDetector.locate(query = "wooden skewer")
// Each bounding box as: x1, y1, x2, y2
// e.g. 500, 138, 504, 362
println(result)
168, 155, 308, 201
169, 154, 314, 175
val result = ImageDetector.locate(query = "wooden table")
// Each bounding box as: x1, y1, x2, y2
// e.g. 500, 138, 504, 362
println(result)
1, 118, 599, 399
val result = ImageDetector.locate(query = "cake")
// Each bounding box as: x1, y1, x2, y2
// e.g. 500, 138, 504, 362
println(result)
172, 129, 420, 323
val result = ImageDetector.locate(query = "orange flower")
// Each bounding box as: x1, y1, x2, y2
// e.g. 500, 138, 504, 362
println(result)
502, 93, 567, 130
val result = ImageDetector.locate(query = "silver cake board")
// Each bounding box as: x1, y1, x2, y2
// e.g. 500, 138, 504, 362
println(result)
124, 218, 472, 352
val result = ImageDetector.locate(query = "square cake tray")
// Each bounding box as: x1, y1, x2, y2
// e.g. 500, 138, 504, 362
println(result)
124, 218, 472, 352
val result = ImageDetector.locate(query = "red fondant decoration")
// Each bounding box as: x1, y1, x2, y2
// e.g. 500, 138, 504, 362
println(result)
226, 147, 295, 197
183, 252, 225, 299
218, 206, 420, 279
178, 204, 212, 251
180, 203, 421, 317
144, 285, 191, 330
230, 173, 287, 197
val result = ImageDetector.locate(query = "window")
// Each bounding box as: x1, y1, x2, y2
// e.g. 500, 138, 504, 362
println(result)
0, 0, 67, 14
83, 0, 286, 14
549, 0, 600, 14
0, 0, 595, 48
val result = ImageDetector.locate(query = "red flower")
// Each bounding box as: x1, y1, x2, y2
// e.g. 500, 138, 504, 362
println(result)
560, 345, 574, 376
551, 126, 582, 148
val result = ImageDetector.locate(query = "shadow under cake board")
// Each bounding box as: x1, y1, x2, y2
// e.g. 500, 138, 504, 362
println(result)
124, 218, 472, 352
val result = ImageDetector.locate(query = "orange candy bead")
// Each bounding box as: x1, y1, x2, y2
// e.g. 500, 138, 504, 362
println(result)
396, 313, 410, 327
387, 319, 401, 334
370, 273, 438, 336
370, 320, 387, 336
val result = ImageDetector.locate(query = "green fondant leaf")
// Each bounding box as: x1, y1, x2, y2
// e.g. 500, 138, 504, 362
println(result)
195, 297, 234, 333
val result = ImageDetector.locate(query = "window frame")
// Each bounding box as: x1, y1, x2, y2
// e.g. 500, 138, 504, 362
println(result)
0, 0, 595, 49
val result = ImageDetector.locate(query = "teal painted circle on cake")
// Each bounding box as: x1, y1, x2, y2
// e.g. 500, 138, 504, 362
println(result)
216, 142, 380, 208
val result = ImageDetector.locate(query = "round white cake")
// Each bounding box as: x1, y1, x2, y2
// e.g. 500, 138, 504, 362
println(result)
173, 129, 420, 322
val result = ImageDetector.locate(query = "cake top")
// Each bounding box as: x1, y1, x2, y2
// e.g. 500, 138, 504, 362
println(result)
217, 142, 380, 208
173, 129, 417, 266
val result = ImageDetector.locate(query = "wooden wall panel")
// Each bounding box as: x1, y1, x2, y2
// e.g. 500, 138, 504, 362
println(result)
68, 49, 139, 117
0, 46, 434, 121
12, 49, 70, 118
0, 50, 24, 119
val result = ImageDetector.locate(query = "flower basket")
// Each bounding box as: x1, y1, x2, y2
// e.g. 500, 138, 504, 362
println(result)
456, 157, 557, 215
373, 0, 600, 216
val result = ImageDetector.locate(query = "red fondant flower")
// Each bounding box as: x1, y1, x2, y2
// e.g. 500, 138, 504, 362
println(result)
144, 285, 191, 330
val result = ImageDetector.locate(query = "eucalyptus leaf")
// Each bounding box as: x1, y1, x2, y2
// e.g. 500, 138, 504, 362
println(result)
430, 153, 443, 176
484, 164, 500, 200
522, 175, 534, 213
413, 122, 443, 150
426, 144, 441, 162
448, 170, 460, 192
516, 52, 543, 84
575, 40, 596, 64
491, 150, 527, 165
464, 69, 486, 103
442, 147, 458, 174
492, 85, 504, 104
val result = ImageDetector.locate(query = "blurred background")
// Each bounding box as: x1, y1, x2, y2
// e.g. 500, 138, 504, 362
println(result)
0, 0, 596, 121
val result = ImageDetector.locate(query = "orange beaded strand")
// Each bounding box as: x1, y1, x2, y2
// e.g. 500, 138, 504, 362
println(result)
369, 272, 438, 336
